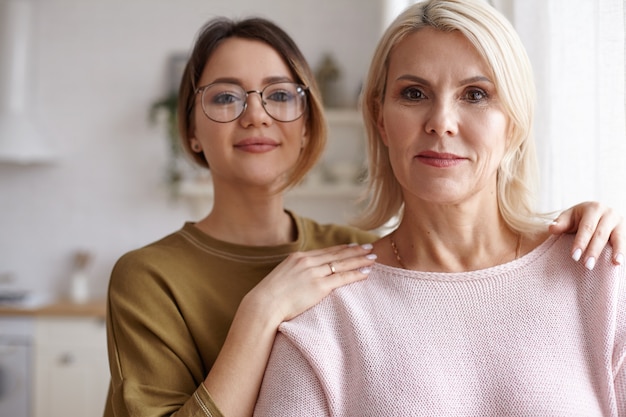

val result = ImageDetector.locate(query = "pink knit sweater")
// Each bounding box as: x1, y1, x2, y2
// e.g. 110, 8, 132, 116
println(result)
254, 235, 626, 416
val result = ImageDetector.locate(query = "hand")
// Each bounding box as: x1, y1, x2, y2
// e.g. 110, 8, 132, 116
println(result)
549, 201, 625, 269
244, 243, 376, 323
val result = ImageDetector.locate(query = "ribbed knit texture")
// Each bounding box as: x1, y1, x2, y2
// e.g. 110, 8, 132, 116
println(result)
255, 235, 626, 416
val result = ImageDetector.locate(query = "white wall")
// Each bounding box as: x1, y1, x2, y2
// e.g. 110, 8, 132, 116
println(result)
0, 0, 380, 299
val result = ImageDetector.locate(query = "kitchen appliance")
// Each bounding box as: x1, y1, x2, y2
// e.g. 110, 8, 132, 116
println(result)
0, 317, 33, 417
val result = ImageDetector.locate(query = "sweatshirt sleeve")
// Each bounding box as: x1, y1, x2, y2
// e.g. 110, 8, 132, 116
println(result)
105, 251, 225, 417
254, 332, 330, 417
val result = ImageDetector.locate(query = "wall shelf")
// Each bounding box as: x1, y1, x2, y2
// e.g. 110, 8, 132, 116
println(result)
325, 108, 363, 125
177, 178, 364, 200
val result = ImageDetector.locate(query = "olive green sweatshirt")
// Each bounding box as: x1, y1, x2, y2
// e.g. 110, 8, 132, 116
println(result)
103, 212, 376, 417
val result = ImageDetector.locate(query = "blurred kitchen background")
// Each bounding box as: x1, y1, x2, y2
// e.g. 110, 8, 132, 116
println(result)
0, 0, 624, 414
0, 0, 623, 304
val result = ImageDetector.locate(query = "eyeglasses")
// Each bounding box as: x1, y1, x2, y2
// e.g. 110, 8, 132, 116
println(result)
194, 81, 308, 123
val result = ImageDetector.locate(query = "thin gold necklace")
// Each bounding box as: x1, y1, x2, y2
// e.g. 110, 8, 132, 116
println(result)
389, 232, 523, 269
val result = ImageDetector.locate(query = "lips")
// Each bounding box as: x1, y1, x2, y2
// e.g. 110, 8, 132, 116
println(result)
416, 151, 466, 167
234, 137, 280, 153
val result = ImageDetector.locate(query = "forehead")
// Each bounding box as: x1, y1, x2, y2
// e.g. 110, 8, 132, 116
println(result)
387, 27, 489, 78
201, 37, 293, 84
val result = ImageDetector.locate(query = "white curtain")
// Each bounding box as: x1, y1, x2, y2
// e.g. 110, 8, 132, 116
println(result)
514, 0, 626, 213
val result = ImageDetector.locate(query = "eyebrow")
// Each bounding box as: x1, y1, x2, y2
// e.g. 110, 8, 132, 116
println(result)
396, 74, 493, 87
209, 75, 294, 86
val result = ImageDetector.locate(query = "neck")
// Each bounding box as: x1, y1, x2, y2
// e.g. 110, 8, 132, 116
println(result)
194, 183, 295, 246
385, 202, 525, 272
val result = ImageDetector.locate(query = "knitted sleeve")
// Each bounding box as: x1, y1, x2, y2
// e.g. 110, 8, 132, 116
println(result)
615, 264, 626, 416
617, 368, 626, 416
254, 332, 330, 417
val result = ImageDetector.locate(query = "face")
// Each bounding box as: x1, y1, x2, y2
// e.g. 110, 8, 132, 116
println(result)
190, 37, 308, 191
378, 27, 509, 207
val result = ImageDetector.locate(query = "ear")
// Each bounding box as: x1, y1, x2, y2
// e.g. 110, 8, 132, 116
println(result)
300, 123, 309, 149
190, 138, 202, 153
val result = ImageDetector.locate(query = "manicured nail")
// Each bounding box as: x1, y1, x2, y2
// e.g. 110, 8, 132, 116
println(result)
572, 248, 582, 262
366, 254, 378, 260
359, 267, 372, 274
361, 243, 373, 250
616, 253, 624, 265
585, 257, 596, 270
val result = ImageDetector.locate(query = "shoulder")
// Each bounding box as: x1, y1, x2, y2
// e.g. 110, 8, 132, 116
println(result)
292, 212, 378, 249
112, 228, 188, 271
109, 224, 204, 291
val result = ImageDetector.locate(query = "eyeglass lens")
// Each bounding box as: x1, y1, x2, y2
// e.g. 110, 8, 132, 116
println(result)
200, 82, 307, 123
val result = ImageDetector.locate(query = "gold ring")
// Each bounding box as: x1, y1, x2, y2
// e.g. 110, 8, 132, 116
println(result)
328, 262, 337, 275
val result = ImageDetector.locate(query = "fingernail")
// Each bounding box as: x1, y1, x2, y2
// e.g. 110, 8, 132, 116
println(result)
366, 254, 378, 260
359, 267, 372, 274
585, 257, 596, 271
361, 243, 373, 250
616, 253, 624, 265
572, 248, 582, 262
348, 243, 358, 247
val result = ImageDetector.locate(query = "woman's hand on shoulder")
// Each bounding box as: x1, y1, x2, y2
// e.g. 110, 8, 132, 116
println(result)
244, 243, 377, 324
550, 201, 624, 269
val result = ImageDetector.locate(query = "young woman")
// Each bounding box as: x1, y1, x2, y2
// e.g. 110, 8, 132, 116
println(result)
105, 16, 625, 417
255, 1, 626, 415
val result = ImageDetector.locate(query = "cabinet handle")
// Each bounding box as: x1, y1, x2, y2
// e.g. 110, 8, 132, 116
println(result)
58, 352, 74, 365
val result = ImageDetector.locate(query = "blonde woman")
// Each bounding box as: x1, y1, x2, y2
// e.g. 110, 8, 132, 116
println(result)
255, 1, 626, 415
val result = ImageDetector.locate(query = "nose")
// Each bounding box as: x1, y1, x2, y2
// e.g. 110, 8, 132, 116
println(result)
239, 90, 272, 127
424, 98, 458, 138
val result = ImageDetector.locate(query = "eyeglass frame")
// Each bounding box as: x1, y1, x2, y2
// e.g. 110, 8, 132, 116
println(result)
193, 81, 309, 123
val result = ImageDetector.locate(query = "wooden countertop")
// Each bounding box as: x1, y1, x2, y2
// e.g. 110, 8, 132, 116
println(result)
0, 298, 106, 318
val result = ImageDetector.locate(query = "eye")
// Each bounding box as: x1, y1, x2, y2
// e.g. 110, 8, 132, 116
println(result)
464, 88, 488, 102
400, 86, 426, 101
211, 91, 241, 105
203, 84, 245, 106
266, 88, 295, 103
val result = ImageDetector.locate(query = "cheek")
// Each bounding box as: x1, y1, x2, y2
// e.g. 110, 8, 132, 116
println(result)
380, 105, 417, 150
379, 104, 401, 144
283, 120, 307, 149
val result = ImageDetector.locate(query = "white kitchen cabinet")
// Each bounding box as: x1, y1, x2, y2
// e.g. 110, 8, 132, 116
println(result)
32, 317, 109, 417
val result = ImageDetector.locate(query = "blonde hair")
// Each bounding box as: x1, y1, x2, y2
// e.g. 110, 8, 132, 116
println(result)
356, 0, 545, 233
177, 17, 327, 190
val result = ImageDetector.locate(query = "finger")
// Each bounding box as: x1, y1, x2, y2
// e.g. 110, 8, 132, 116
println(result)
304, 242, 374, 260
319, 252, 377, 277
578, 214, 612, 269
549, 208, 577, 235
282, 243, 372, 272
550, 201, 605, 235
576, 208, 622, 269
549, 212, 578, 235
311, 243, 374, 268
550, 202, 603, 261
609, 217, 625, 265
324, 268, 375, 289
